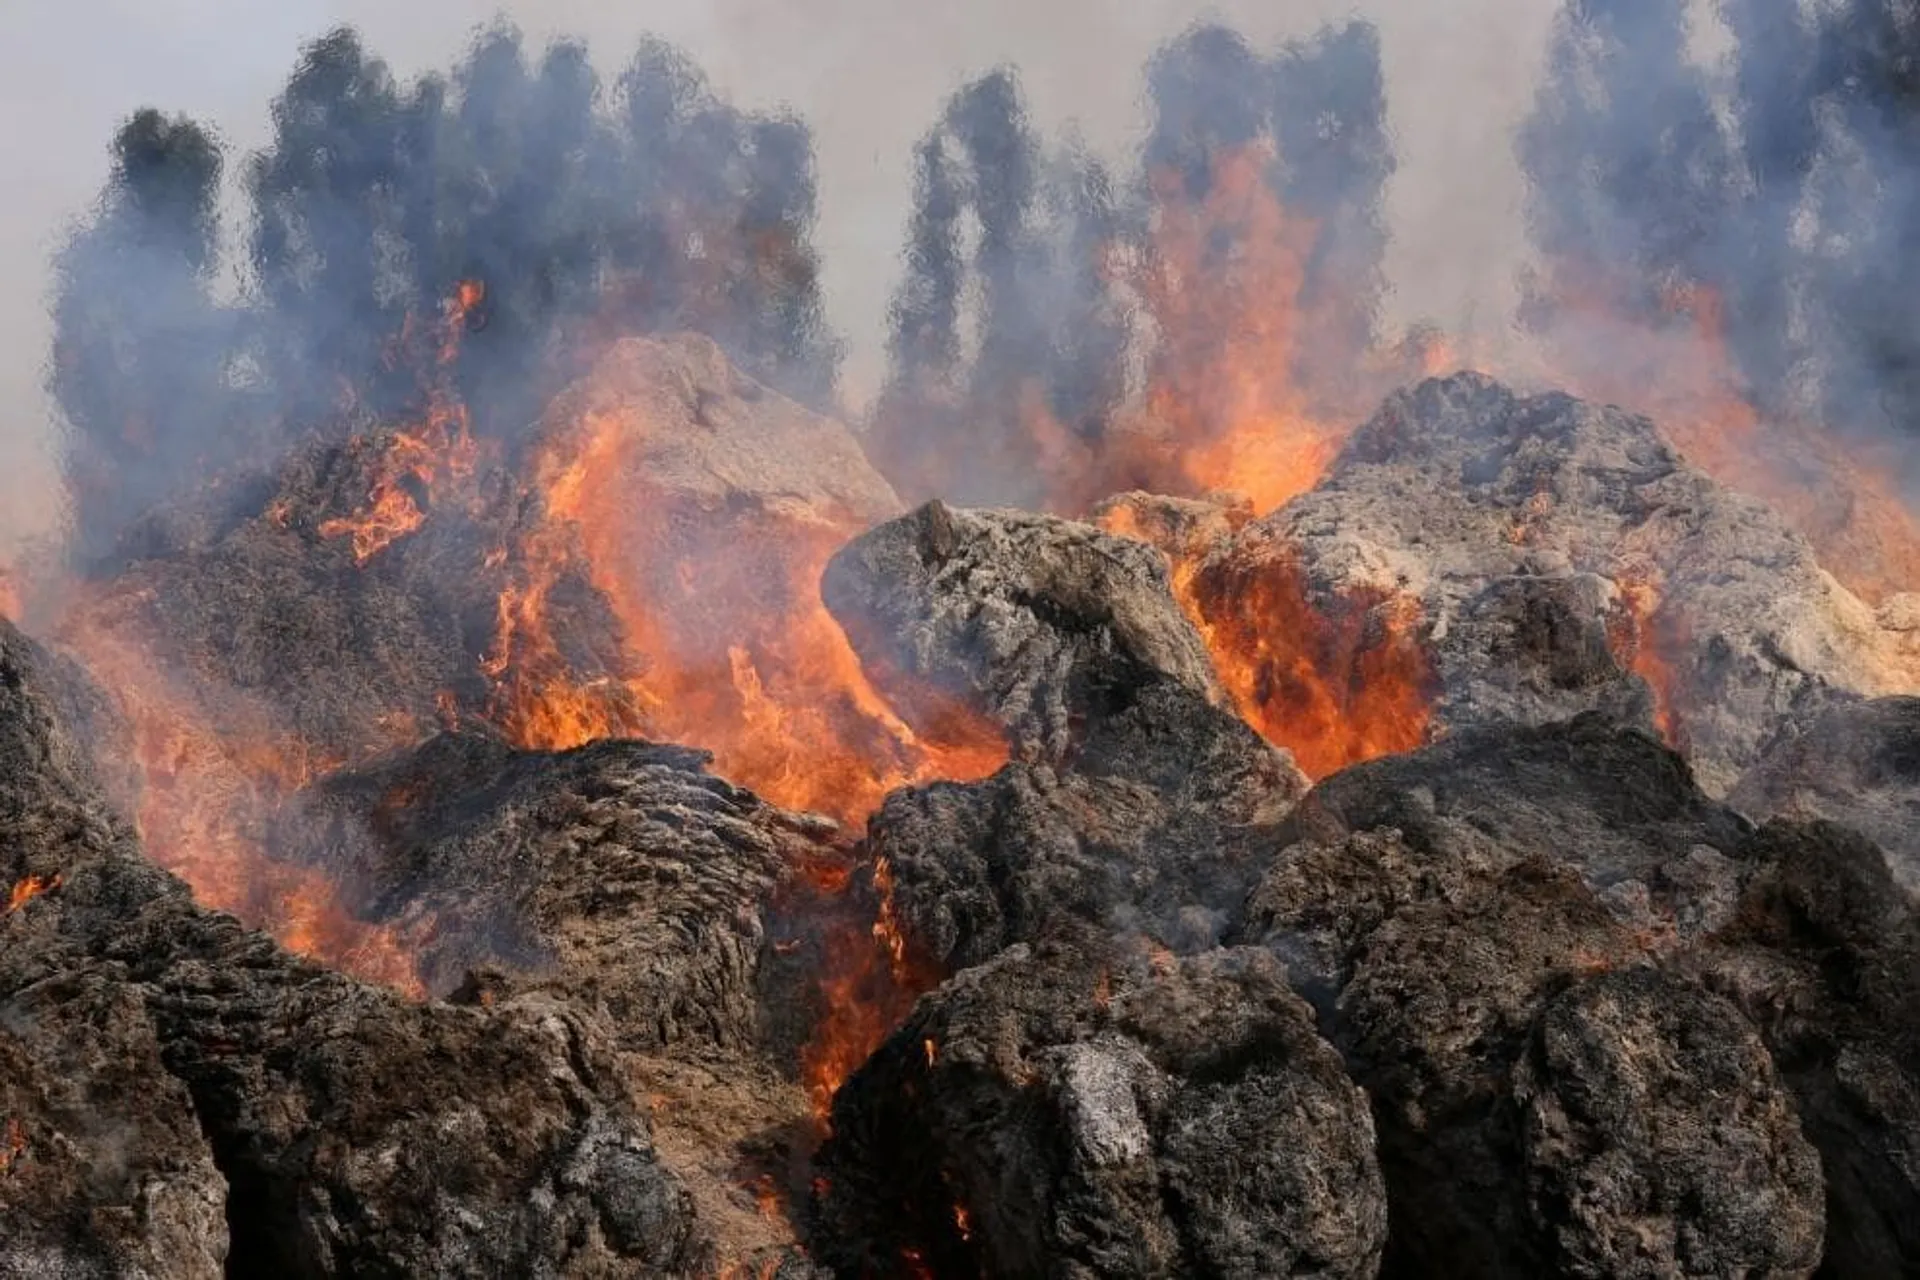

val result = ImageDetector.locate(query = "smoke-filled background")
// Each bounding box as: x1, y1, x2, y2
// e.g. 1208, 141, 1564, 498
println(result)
11, 0, 1920, 567
0, 0, 1555, 557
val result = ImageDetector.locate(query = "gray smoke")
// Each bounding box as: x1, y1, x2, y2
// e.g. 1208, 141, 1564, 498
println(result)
43, 22, 839, 568
1519, 0, 1920, 486
0, 1, 1561, 561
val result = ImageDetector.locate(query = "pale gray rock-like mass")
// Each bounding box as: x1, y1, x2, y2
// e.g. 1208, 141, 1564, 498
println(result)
824, 498, 1231, 765
1188, 373, 1912, 794
1730, 694, 1920, 893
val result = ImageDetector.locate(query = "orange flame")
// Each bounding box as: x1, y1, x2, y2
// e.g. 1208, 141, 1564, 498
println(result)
1100, 511, 1432, 779
800, 857, 941, 1123
6, 873, 61, 913
1051, 144, 1347, 517
0, 1117, 24, 1173
0, 564, 18, 622
1607, 573, 1684, 748
483, 405, 1003, 823
57, 599, 422, 993
319, 282, 485, 564
1132, 146, 1343, 513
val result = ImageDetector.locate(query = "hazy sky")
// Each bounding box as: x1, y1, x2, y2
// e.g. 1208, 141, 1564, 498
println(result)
0, 1, 1558, 551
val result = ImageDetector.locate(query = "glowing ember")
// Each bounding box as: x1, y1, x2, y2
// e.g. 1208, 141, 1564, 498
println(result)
750, 1173, 781, 1220
1607, 573, 1684, 749
952, 1202, 973, 1241
6, 873, 60, 913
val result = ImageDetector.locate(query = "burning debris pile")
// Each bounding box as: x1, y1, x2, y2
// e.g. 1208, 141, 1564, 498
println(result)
12, 344, 1920, 1274
8, 6, 1920, 1278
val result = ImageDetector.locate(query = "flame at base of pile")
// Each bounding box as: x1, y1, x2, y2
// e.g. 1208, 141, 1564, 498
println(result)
54, 601, 424, 994
1099, 502, 1434, 780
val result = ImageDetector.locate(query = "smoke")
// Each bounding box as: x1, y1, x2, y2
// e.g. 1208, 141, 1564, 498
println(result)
1517, 0, 1920, 481
866, 19, 1399, 510
43, 22, 839, 567
2, 1, 1569, 559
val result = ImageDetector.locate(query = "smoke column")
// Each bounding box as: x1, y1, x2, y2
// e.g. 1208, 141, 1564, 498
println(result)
1, 0, 1560, 554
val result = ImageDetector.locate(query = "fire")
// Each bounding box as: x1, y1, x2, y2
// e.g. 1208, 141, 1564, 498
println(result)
1189, 561, 1432, 780
1607, 573, 1684, 748
952, 1202, 973, 1241
319, 281, 485, 564
1084, 144, 1346, 516
0, 1117, 24, 1173
483, 402, 1004, 824
0, 564, 18, 621
799, 856, 941, 1123
57, 598, 422, 994
317, 432, 437, 564
6, 873, 61, 913
1100, 509, 1432, 779
749, 1173, 782, 1220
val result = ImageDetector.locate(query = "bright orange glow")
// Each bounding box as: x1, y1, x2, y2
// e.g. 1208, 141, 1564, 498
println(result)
6, 872, 60, 913
483, 403, 1005, 824
1099, 510, 1432, 779
319, 281, 484, 564
38, 284, 499, 994
0, 564, 18, 621
1193, 563, 1431, 779
1607, 574, 1684, 748
58, 594, 422, 994
799, 857, 941, 1124
1086, 144, 1346, 515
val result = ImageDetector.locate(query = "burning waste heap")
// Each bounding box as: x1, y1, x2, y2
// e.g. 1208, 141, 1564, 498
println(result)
8, 6, 1920, 1278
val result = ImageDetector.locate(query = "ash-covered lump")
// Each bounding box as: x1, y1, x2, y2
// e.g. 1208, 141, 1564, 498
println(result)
285, 728, 831, 1050
868, 679, 1305, 974
812, 943, 1387, 1279
823, 500, 1230, 765
1730, 694, 1920, 892
1193, 372, 1915, 793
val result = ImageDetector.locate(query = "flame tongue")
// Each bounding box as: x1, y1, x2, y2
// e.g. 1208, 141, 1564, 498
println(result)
7, 872, 61, 913
485, 378, 1005, 825
57, 582, 423, 993
1607, 572, 1684, 748
318, 281, 485, 566
1100, 506, 1434, 780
